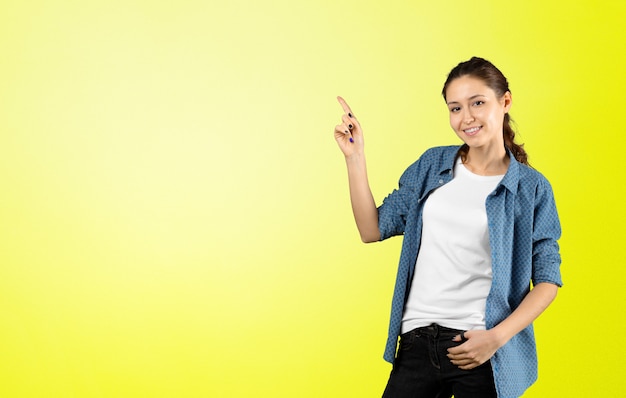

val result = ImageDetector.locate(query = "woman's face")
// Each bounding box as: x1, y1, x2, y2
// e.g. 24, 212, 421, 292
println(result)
445, 75, 512, 151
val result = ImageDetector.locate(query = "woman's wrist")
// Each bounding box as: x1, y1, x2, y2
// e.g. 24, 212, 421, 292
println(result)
489, 325, 513, 348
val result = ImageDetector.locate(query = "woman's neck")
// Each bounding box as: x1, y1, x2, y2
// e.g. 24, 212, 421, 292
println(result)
463, 146, 509, 176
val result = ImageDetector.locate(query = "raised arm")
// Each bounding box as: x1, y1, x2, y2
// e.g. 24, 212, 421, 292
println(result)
334, 96, 380, 243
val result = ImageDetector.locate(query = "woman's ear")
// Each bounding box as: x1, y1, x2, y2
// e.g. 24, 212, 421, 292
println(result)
503, 91, 512, 113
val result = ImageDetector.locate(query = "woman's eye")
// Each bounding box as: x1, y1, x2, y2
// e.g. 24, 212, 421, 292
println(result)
473, 100, 484, 106
450, 107, 461, 113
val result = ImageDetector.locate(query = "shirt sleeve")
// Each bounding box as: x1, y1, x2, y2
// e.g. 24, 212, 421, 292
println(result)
377, 159, 421, 241
531, 177, 563, 287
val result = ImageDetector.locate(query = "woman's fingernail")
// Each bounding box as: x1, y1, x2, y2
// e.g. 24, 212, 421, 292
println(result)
349, 124, 353, 129
349, 137, 354, 143
348, 113, 353, 118
344, 130, 349, 134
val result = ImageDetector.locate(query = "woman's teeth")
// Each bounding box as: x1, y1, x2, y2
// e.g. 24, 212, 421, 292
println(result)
464, 126, 481, 135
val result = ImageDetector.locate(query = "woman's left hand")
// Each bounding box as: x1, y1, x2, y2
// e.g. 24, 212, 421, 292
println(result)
446, 330, 503, 370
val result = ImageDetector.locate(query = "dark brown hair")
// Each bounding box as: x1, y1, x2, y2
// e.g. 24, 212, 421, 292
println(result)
442, 57, 529, 165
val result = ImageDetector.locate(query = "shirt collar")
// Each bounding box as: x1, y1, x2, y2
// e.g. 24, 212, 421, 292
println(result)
439, 146, 520, 194
500, 149, 520, 194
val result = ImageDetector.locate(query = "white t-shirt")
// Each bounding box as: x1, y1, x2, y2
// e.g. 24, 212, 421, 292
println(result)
401, 157, 505, 333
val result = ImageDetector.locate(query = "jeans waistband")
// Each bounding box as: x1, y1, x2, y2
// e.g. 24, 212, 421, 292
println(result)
402, 323, 464, 339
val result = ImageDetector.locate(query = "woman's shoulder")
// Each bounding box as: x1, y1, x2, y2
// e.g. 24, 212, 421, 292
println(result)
517, 162, 551, 183
421, 145, 461, 159
515, 162, 556, 196
407, 145, 460, 169
399, 145, 459, 184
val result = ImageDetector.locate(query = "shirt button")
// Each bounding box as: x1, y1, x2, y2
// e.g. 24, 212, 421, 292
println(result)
439, 179, 443, 184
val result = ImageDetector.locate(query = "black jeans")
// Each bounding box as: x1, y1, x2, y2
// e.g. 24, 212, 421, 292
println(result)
382, 324, 497, 398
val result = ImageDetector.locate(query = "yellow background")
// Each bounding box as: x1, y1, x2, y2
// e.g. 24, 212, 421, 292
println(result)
1, 0, 624, 396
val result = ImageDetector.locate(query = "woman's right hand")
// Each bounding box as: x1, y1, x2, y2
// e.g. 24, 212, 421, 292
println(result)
333, 97, 380, 242
334, 96, 364, 158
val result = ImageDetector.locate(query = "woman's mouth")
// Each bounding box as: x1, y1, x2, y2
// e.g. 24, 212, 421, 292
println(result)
463, 126, 482, 136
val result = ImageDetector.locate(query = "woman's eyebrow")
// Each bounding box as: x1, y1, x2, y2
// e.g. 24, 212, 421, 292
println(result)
446, 94, 487, 105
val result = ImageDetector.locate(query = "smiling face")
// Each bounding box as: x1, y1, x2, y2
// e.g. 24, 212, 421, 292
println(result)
445, 75, 512, 152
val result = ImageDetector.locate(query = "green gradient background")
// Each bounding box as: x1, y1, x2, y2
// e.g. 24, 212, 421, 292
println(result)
1, 1, 623, 396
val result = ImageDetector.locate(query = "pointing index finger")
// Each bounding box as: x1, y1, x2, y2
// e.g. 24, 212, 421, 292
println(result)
337, 96, 354, 118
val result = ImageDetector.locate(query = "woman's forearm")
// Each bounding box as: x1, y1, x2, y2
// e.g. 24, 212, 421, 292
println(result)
492, 282, 559, 346
345, 153, 380, 243
448, 282, 559, 369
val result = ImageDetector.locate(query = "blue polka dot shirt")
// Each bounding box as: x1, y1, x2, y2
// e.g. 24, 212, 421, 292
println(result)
378, 145, 563, 398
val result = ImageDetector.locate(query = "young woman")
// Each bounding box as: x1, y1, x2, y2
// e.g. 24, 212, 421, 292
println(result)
333, 57, 562, 398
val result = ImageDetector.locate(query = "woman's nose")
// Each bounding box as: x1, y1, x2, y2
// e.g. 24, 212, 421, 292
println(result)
463, 110, 475, 124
